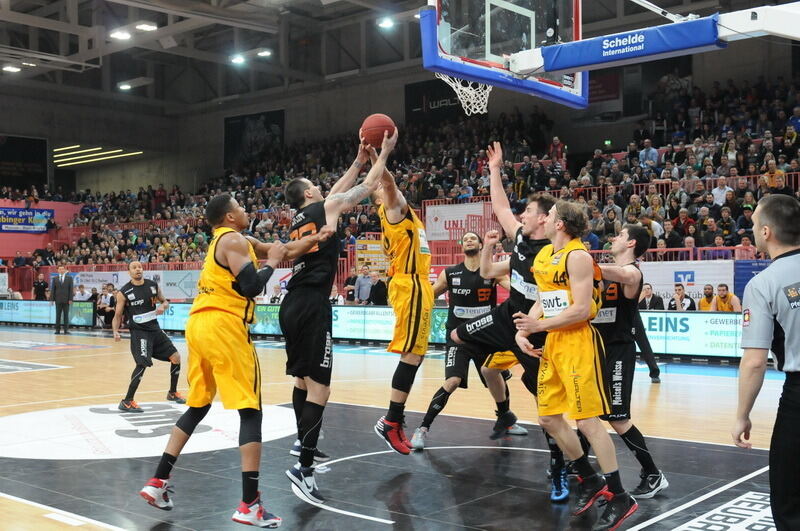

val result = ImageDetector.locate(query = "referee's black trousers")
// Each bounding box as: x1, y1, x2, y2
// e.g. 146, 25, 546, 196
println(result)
634, 312, 659, 378
771, 372, 800, 531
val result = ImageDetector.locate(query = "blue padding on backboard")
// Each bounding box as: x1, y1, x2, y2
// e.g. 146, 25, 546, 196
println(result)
542, 14, 727, 73
419, 7, 589, 109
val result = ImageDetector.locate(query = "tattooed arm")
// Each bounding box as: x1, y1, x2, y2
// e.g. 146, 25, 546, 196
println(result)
324, 129, 398, 225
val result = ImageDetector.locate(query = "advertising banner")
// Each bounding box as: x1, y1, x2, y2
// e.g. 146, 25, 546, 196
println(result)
639, 311, 741, 357
0, 272, 7, 293
733, 260, 771, 300
72, 270, 161, 291
157, 302, 191, 331
0, 300, 94, 326
355, 240, 389, 276
425, 203, 485, 241
0, 207, 54, 233
640, 260, 734, 303
161, 270, 200, 300
405, 79, 464, 124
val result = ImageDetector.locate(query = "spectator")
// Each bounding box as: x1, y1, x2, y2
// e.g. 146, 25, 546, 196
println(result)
662, 219, 683, 248
639, 283, 665, 310
704, 235, 732, 260
698, 284, 716, 311
342, 267, 358, 304
12, 251, 27, 268
668, 283, 696, 310
268, 284, 284, 304
718, 207, 738, 243
96, 284, 116, 328
354, 265, 372, 304
74, 284, 92, 301
672, 208, 696, 236
365, 271, 388, 306
770, 175, 794, 196
31, 273, 48, 301
329, 285, 345, 305
734, 235, 758, 259
711, 176, 733, 206
699, 218, 723, 247
681, 236, 701, 260
710, 283, 741, 312
639, 138, 659, 170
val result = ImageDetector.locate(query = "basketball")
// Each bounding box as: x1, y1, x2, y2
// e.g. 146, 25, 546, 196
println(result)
361, 113, 396, 148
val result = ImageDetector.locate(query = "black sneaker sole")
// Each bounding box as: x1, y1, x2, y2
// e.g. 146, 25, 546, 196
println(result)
632, 476, 669, 499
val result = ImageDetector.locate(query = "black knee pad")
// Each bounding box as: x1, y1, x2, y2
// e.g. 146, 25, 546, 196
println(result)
391, 361, 420, 394
238, 408, 262, 446
521, 370, 538, 395
176, 404, 211, 435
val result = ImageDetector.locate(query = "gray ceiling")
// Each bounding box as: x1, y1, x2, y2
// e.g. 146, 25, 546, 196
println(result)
0, 0, 778, 112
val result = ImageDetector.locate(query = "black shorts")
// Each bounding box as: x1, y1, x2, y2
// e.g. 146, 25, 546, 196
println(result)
600, 342, 636, 421
130, 328, 177, 367
444, 338, 502, 389
279, 289, 333, 386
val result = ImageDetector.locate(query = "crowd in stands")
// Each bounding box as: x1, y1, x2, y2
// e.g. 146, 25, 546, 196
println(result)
4, 74, 800, 270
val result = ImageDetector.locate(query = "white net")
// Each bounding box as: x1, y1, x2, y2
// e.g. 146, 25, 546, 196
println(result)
435, 73, 493, 116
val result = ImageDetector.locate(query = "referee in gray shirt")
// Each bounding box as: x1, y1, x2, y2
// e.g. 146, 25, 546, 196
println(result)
732, 194, 800, 531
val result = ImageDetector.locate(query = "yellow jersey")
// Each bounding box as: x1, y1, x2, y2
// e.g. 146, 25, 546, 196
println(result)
378, 205, 431, 276
531, 237, 602, 331
714, 294, 735, 312
190, 226, 259, 323
698, 297, 714, 311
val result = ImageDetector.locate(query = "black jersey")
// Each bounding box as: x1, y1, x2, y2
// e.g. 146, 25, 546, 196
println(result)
32, 280, 48, 300
445, 262, 497, 330
592, 266, 643, 345
286, 201, 338, 293
120, 279, 162, 332
509, 227, 549, 314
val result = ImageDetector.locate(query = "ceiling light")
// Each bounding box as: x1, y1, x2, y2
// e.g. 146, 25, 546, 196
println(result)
119, 83, 132, 90
53, 145, 81, 152
231, 54, 246, 64
414, 13, 421, 19
257, 49, 272, 57
117, 77, 153, 91
56, 151, 144, 167
54, 149, 123, 163
378, 17, 395, 29
134, 22, 158, 32
54, 147, 103, 159
2, 65, 21, 73
21, 61, 37, 67
109, 30, 131, 40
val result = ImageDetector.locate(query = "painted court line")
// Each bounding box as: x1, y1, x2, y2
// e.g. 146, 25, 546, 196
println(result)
0, 492, 124, 530
627, 465, 770, 530
294, 446, 549, 525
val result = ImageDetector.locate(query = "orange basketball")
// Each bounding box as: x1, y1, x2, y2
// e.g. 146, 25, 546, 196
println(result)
361, 113, 396, 148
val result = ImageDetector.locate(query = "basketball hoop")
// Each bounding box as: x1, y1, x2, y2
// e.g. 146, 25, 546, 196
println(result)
435, 73, 493, 116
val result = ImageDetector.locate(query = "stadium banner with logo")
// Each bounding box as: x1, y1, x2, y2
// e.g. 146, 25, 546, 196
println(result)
161, 270, 200, 299
0, 300, 94, 326
638, 310, 741, 358
356, 240, 390, 275
425, 203, 485, 241
0, 207, 54, 233
0, 271, 7, 293
734, 260, 771, 300
405, 79, 464, 124
640, 260, 734, 303
71, 270, 161, 292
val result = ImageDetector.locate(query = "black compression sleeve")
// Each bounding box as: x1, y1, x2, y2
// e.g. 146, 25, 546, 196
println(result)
233, 262, 275, 298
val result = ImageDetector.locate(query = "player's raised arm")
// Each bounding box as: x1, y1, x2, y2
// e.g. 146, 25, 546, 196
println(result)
487, 142, 522, 237
329, 139, 371, 196
479, 230, 511, 279
325, 129, 398, 225
246, 229, 333, 262
219, 232, 287, 298
432, 269, 448, 298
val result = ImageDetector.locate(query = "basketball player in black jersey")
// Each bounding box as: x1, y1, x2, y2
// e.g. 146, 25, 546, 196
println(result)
113, 261, 182, 413
280, 130, 397, 504
410, 231, 522, 448
451, 142, 585, 502
594, 225, 669, 503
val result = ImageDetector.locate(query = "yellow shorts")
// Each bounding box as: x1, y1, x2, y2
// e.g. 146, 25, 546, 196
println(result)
185, 310, 261, 410
387, 274, 434, 356
483, 350, 519, 370
537, 324, 610, 420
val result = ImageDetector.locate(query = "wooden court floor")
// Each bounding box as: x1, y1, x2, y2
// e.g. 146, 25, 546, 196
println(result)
0, 325, 783, 530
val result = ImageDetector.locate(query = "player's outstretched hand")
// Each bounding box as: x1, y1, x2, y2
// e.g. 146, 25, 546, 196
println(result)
381, 128, 398, 154
484, 229, 501, 247
113, 331, 121, 342
515, 331, 540, 358
731, 417, 753, 449
317, 225, 335, 242
357, 134, 371, 165
513, 311, 541, 334
487, 141, 503, 170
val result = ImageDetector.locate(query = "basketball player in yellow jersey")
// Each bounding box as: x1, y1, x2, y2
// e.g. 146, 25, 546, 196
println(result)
140, 194, 328, 528
710, 283, 741, 312
514, 200, 638, 530
371, 152, 434, 455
